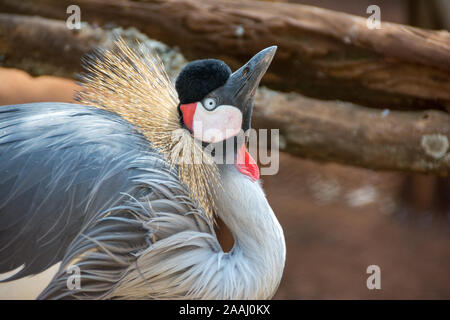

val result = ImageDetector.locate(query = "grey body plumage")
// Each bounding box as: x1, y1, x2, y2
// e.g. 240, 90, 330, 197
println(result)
0, 103, 150, 278
0, 103, 285, 299
0, 44, 286, 299
0, 103, 208, 298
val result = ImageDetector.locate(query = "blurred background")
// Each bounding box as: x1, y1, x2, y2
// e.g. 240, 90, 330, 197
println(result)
0, 0, 449, 299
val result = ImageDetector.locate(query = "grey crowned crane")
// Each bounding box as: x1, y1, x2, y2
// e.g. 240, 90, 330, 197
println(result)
0, 39, 285, 299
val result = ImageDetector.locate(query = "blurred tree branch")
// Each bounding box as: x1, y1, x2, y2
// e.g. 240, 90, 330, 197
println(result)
1, 0, 450, 112
0, 13, 448, 177
0, 14, 101, 78
254, 88, 449, 177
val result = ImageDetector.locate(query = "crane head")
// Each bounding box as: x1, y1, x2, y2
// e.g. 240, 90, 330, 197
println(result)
176, 46, 277, 145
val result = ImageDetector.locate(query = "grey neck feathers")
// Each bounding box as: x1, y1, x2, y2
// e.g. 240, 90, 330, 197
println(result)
213, 164, 286, 299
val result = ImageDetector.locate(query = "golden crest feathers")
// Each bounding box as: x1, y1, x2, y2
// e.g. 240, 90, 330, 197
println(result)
76, 38, 219, 222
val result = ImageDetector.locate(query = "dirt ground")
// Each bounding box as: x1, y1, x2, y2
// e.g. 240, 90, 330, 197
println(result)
265, 154, 450, 299
1, 67, 449, 299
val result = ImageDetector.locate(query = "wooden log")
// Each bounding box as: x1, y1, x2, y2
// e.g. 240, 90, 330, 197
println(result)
1, 0, 450, 112
0, 14, 106, 78
254, 88, 450, 177
0, 13, 449, 176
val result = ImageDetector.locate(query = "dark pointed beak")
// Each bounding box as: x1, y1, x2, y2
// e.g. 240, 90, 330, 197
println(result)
228, 46, 277, 105
215, 46, 277, 131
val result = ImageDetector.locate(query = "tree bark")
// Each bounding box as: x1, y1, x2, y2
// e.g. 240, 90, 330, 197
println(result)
1, 0, 450, 112
254, 88, 450, 177
0, 14, 105, 79
0, 13, 449, 176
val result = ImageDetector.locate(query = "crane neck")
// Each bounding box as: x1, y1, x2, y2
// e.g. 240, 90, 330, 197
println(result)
213, 164, 286, 299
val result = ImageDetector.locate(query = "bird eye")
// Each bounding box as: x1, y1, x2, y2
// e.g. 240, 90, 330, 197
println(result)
203, 98, 217, 110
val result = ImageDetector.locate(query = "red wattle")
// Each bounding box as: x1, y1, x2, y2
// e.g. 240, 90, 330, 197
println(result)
235, 143, 260, 181
180, 102, 197, 131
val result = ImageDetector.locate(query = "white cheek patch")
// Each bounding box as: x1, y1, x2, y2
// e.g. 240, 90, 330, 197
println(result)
193, 103, 243, 143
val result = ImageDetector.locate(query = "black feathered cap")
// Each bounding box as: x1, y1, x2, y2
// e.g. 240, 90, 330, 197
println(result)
175, 59, 232, 104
